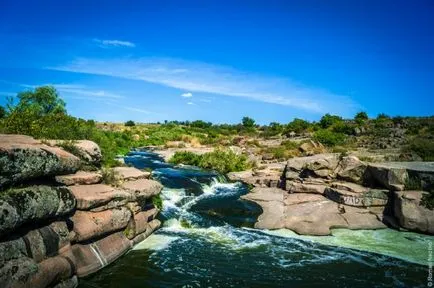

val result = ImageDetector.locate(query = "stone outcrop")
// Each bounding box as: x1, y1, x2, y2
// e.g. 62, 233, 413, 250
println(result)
0, 134, 81, 189
0, 134, 163, 287
55, 171, 102, 186
68, 184, 133, 211
0, 186, 76, 238
243, 153, 434, 236
394, 191, 434, 234
47, 139, 102, 165
112, 167, 151, 181
242, 188, 386, 236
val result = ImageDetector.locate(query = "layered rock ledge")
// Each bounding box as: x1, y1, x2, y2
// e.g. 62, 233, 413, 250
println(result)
0, 134, 163, 288
239, 153, 434, 236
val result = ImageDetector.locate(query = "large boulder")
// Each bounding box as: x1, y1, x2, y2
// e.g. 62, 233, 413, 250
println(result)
68, 184, 133, 211
287, 180, 327, 194
241, 188, 285, 229
0, 257, 38, 288
0, 186, 76, 238
70, 207, 132, 242
0, 134, 81, 189
335, 156, 368, 184
47, 139, 102, 165
367, 162, 434, 191
284, 153, 340, 180
394, 191, 434, 234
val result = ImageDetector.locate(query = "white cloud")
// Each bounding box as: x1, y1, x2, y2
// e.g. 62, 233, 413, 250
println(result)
94, 39, 136, 48
20, 83, 124, 99
50, 57, 359, 115
187, 102, 195, 105
181, 92, 193, 98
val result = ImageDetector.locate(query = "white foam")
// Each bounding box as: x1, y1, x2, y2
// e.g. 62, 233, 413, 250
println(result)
133, 234, 180, 251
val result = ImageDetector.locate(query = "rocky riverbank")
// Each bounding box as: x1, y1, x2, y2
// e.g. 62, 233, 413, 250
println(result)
0, 135, 163, 288
234, 153, 434, 236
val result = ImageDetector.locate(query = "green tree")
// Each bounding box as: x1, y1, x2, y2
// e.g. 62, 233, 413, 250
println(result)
319, 114, 343, 129
242, 116, 255, 128
125, 120, 136, 127
15, 86, 66, 115
354, 111, 368, 124
286, 118, 311, 134
0, 106, 5, 119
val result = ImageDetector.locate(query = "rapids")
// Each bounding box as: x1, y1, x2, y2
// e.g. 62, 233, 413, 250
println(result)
79, 150, 431, 287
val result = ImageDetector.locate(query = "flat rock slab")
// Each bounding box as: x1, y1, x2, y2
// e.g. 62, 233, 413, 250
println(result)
70, 207, 132, 242
324, 187, 389, 207
0, 134, 80, 188
241, 188, 285, 229
55, 171, 102, 186
69, 184, 133, 211
71, 232, 132, 277
394, 191, 434, 234
287, 181, 326, 194
121, 179, 162, 200
112, 167, 150, 181
330, 182, 368, 193
0, 186, 76, 237
284, 194, 386, 235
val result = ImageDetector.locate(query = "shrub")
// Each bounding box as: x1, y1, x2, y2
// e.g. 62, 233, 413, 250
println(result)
405, 138, 434, 161
421, 191, 434, 210
354, 111, 368, 124
169, 149, 251, 174
125, 120, 135, 127
313, 129, 346, 147
319, 114, 343, 129
152, 194, 163, 210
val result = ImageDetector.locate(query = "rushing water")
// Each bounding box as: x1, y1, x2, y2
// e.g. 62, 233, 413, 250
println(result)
80, 150, 432, 288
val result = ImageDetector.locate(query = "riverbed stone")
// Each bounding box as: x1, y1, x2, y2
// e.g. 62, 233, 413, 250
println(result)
335, 156, 368, 184
0, 134, 81, 189
0, 186, 76, 238
70, 207, 132, 242
55, 171, 102, 186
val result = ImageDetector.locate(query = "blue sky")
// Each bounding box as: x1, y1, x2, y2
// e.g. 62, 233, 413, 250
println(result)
0, 0, 433, 124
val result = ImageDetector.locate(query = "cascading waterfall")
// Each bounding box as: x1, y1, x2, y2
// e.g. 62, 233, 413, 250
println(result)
79, 150, 431, 288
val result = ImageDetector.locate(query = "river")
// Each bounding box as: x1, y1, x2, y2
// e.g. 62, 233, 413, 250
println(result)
80, 150, 431, 288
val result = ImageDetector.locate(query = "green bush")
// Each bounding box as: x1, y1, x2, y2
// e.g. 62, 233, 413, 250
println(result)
421, 191, 434, 210
125, 120, 135, 126
405, 138, 434, 161
152, 194, 163, 210
169, 149, 251, 174
313, 129, 346, 147
168, 151, 201, 166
